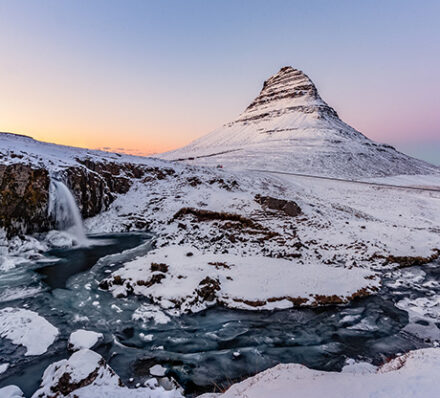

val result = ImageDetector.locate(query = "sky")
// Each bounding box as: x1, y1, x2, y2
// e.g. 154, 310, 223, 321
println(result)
0, 0, 439, 163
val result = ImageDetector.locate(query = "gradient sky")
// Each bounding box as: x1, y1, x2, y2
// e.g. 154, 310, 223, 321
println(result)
0, 1, 439, 163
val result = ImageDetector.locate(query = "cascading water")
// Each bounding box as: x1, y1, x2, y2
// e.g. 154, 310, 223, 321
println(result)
48, 180, 88, 244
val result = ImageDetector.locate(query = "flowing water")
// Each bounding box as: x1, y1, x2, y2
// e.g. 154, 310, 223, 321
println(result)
48, 180, 87, 245
0, 232, 439, 396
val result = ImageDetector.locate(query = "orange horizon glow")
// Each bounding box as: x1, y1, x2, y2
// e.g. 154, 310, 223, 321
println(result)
0, 126, 194, 157
1, 1, 439, 161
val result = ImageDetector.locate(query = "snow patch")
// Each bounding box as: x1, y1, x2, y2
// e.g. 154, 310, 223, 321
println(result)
0, 307, 58, 356
202, 348, 440, 398
68, 329, 103, 351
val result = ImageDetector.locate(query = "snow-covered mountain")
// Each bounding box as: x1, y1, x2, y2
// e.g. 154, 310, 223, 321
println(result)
160, 66, 439, 178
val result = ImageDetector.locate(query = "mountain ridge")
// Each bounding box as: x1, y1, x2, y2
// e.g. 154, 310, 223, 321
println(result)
160, 66, 439, 178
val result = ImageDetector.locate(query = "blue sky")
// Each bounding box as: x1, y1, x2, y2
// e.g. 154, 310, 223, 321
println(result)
0, 0, 439, 162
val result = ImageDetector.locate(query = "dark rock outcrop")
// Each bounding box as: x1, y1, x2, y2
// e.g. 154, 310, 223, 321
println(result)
0, 158, 153, 237
0, 164, 52, 237
255, 194, 302, 217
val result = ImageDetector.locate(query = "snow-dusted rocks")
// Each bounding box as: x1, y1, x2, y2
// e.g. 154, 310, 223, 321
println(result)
68, 329, 103, 351
201, 348, 440, 398
161, 67, 439, 178
0, 307, 58, 356
133, 304, 172, 325
101, 245, 379, 314
31, 349, 183, 398
149, 364, 167, 377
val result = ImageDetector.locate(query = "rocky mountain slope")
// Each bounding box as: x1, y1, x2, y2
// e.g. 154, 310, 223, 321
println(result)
160, 67, 439, 178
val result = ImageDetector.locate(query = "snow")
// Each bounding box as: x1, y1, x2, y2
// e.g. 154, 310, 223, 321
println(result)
160, 67, 439, 178
150, 364, 167, 377
0, 131, 162, 171
107, 245, 379, 314
363, 174, 440, 188
68, 329, 103, 351
0, 307, 58, 356
133, 304, 172, 325
0, 386, 24, 398
88, 161, 440, 315
0, 362, 9, 374
31, 349, 183, 398
201, 348, 440, 398
0, 232, 49, 271
341, 359, 376, 374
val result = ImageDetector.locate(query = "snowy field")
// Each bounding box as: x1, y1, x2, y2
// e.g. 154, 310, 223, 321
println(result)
199, 348, 440, 398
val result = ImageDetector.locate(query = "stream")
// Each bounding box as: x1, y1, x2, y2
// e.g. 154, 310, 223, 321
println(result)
0, 232, 439, 396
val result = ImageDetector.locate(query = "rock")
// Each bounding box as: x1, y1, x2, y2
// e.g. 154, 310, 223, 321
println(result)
150, 262, 169, 273
31, 349, 184, 397
255, 195, 301, 217
197, 277, 221, 302
0, 164, 52, 237
0, 157, 150, 238
31, 349, 122, 397
64, 166, 114, 219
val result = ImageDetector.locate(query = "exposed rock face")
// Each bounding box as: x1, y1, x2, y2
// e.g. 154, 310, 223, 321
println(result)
64, 166, 114, 219
241, 66, 339, 124
0, 164, 52, 237
0, 158, 148, 237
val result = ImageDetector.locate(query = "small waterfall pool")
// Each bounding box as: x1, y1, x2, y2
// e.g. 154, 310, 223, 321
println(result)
0, 231, 438, 397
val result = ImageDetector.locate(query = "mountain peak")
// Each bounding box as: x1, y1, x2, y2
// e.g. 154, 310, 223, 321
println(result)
160, 67, 439, 178
241, 66, 337, 121
262, 66, 312, 90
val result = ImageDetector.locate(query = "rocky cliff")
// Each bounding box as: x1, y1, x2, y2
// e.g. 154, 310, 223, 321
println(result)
0, 132, 166, 238
0, 163, 52, 238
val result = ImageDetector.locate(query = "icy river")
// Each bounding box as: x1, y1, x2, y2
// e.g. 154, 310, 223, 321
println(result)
0, 233, 439, 396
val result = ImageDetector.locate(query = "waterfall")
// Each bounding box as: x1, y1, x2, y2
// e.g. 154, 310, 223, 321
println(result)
48, 180, 87, 244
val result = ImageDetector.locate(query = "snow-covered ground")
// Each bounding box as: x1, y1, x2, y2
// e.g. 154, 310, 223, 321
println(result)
0, 132, 161, 170
85, 163, 440, 317
104, 244, 379, 313
199, 348, 440, 398
363, 173, 440, 189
